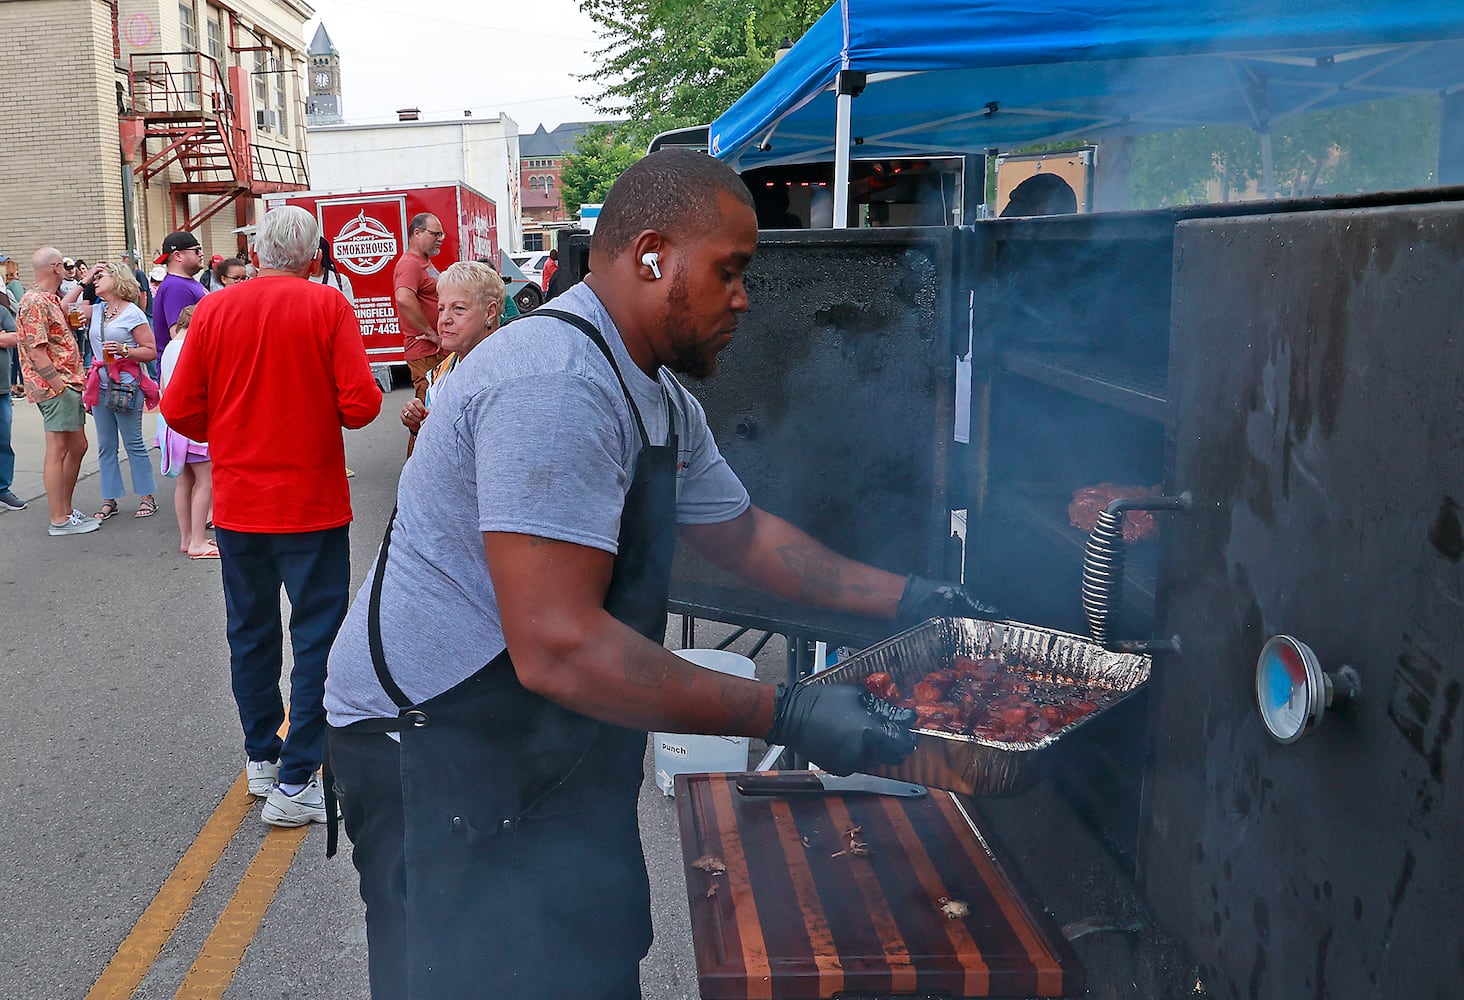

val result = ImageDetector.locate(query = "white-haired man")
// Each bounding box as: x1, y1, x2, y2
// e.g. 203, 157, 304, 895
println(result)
163, 206, 382, 827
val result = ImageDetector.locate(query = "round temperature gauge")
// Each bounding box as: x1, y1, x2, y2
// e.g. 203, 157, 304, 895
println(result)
1256, 635, 1321, 742
1255, 635, 1361, 743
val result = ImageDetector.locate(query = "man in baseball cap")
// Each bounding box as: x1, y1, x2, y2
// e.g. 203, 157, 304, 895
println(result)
152, 231, 207, 355
153, 230, 203, 265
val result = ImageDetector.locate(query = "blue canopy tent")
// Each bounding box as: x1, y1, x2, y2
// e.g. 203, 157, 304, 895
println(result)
710, 0, 1464, 225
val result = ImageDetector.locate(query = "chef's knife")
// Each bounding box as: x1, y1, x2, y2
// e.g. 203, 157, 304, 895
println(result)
735, 772, 927, 798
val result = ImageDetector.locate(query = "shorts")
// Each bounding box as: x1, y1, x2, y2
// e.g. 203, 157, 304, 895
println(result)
406, 352, 450, 402
37, 387, 85, 432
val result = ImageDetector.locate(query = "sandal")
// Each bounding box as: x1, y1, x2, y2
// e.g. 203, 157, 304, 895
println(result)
135, 496, 158, 518
94, 500, 119, 521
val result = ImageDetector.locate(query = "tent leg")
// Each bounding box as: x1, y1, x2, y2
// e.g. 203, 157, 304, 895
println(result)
1439, 90, 1464, 186
1260, 130, 1276, 200
833, 91, 852, 229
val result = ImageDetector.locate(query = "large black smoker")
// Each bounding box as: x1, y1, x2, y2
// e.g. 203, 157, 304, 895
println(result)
560, 185, 1464, 998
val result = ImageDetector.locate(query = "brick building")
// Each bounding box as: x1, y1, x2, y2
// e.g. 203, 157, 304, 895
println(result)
519, 121, 600, 251
0, 0, 310, 268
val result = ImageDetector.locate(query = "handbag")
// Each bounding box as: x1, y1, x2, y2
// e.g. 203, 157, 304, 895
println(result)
100, 373, 138, 413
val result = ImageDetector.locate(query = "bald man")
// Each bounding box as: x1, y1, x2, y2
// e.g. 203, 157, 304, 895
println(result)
18, 247, 96, 535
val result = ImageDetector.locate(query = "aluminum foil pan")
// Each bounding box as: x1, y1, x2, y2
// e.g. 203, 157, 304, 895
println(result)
805, 617, 1151, 796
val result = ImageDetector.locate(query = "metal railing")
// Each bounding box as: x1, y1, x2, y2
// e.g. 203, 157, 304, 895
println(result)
128, 51, 228, 117
252, 144, 309, 189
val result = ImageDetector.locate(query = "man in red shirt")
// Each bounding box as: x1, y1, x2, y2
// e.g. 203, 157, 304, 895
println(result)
163, 205, 382, 828
393, 212, 447, 455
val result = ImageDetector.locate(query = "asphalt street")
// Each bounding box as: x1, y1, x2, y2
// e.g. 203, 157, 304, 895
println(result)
0, 386, 787, 999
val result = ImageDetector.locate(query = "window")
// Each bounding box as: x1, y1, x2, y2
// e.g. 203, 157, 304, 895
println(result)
254, 49, 268, 111
524, 233, 545, 251
275, 52, 288, 134
179, 2, 197, 50
178, 3, 199, 105
206, 15, 223, 63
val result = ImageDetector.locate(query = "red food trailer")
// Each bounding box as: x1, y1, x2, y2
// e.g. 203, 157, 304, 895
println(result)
263, 181, 498, 365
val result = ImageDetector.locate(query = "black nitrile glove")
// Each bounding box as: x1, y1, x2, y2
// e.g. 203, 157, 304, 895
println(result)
766, 683, 919, 776
896, 574, 999, 625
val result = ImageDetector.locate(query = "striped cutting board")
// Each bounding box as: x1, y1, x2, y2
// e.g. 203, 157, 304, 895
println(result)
675, 773, 1082, 999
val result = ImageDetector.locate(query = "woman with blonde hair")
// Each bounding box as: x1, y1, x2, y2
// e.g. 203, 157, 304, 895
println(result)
4, 258, 23, 397
399, 261, 505, 437
67, 261, 160, 520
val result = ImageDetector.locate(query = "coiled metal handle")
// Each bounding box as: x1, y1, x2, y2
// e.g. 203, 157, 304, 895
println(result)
1081, 492, 1192, 653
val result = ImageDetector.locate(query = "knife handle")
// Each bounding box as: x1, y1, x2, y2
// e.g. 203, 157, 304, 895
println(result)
736, 772, 824, 796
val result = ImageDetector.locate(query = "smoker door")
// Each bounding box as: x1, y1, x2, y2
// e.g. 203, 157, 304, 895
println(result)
670, 227, 963, 639
1148, 201, 1464, 999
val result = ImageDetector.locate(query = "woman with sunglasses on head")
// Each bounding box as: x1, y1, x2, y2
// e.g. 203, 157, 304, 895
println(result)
68, 262, 161, 520
3, 257, 23, 397
399, 261, 504, 439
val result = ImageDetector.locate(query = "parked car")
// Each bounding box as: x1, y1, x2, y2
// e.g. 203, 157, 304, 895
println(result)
499, 252, 542, 312
510, 251, 551, 285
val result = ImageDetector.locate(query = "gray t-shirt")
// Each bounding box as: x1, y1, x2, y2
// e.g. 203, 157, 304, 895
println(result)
325, 282, 750, 726
88, 302, 148, 361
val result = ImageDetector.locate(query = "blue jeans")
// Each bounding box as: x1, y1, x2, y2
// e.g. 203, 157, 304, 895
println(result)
0, 390, 13, 492
217, 526, 351, 786
92, 397, 157, 500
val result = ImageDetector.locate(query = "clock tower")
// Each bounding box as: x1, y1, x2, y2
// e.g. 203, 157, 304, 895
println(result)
305, 23, 344, 125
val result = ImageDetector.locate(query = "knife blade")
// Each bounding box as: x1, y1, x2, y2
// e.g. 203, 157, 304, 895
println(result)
735, 772, 928, 798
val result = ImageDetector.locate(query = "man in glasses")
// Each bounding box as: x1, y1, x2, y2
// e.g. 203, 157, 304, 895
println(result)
152, 231, 207, 357
392, 213, 447, 455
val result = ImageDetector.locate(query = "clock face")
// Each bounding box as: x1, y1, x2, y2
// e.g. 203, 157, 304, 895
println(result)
315, 71, 331, 87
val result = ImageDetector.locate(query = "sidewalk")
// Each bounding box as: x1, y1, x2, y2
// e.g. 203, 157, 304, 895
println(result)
4, 393, 159, 509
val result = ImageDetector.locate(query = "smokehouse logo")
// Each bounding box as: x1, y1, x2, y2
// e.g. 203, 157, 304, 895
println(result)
333, 211, 398, 275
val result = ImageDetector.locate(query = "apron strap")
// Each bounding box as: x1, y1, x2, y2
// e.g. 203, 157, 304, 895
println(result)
367, 507, 414, 710
323, 743, 339, 858
531, 308, 653, 449
332, 508, 415, 857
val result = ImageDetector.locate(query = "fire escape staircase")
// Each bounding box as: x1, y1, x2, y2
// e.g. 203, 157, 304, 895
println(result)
125, 52, 308, 232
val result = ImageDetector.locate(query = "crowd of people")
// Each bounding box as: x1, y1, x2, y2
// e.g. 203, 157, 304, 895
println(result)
2, 153, 996, 1000
0, 237, 254, 535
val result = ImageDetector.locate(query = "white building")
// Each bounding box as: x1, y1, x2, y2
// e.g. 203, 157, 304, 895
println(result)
306, 112, 523, 253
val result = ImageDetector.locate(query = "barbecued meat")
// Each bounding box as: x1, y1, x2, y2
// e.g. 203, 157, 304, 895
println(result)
863, 655, 1108, 743
1068, 483, 1160, 543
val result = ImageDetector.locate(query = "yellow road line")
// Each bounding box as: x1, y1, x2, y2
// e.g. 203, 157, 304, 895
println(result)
84, 774, 255, 1000
172, 823, 311, 1000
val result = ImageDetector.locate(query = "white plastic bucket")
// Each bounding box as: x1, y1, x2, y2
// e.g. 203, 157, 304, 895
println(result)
653, 649, 756, 796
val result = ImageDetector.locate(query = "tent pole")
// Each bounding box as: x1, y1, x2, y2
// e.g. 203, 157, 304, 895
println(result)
1260, 131, 1276, 199
831, 70, 866, 229
833, 91, 852, 228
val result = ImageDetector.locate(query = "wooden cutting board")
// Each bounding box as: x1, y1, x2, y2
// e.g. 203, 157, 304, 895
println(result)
675, 773, 1082, 999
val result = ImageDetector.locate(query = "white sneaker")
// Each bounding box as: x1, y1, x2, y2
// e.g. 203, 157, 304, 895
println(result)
262, 777, 326, 827
246, 759, 280, 798
49, 511, 100, 536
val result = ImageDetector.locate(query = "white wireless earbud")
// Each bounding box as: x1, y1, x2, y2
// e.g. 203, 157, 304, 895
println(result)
641, 252, 662, 279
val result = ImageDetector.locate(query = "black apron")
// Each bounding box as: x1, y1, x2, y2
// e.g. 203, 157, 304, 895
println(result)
362, 309, 678, 999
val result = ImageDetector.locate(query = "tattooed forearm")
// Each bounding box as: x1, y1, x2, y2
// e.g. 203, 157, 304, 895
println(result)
717, 677, 764, 731
621, 644, 695, 692
776, 542, 843, 602
622, 644, 669, 688
775, 542, 880, 607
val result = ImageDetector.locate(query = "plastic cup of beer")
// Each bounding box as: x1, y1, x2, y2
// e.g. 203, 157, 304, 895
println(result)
103, 341, 121, 364
67, 305, 83, 328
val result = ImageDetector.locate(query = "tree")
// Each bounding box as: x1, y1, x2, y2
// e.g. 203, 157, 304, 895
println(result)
1128, 95, 1440, 209
559, 124, 643, 215
580, 0, 823, 149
